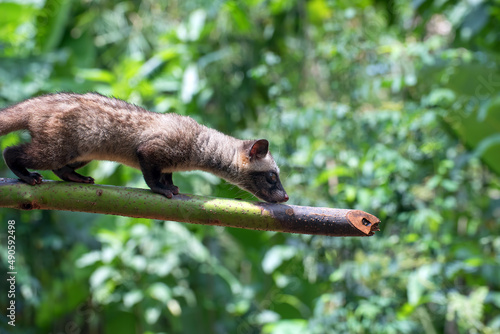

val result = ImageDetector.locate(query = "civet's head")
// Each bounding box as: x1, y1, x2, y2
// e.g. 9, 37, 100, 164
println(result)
236, 139, 288, 203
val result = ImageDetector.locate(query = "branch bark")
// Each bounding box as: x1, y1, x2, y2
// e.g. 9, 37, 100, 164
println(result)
0, 178, 380, 237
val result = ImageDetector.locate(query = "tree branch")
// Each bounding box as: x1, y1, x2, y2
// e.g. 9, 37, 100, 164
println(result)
0, 178, 380, 237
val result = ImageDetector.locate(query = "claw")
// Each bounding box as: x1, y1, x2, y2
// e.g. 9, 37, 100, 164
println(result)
21, 172, 43, 185
151, 184, 179, 198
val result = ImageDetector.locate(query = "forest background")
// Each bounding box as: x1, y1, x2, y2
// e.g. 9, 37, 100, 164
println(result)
0, 0, 499, 333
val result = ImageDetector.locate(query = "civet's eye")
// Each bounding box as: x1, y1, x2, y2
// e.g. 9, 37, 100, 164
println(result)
266, 172, 277, 184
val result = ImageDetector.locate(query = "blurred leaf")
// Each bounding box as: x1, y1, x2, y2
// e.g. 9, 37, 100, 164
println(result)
447, 287, 489, 331
77, 68, 115, 83
263, 319, 308, 334
145, 307, 161, 324
407, 273, 425, 306
307, 0, 332, 24
90, 266, 118, 289
223, 1, 252, 32
148, 282, 172, 305
123, 290, 144, 308
0, 2, 38, 55
181, 64, 199, 103
451, 100, 500, 175
262, 245, 296, 274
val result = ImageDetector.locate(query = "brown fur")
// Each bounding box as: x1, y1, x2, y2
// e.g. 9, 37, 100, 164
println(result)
0, 93, 288, 202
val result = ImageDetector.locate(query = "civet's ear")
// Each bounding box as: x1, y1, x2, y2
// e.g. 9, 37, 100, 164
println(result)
249, 139, 269, 160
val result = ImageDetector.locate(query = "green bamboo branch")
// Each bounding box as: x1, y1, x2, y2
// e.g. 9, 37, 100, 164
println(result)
0, 178, 380, 237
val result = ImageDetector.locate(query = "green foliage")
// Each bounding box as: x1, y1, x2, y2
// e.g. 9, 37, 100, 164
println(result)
1, 0, 499, 333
